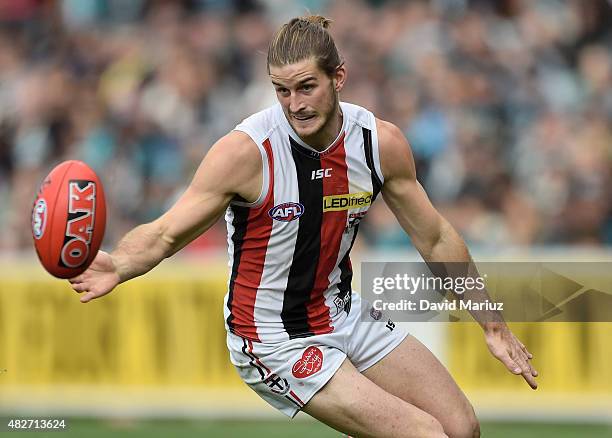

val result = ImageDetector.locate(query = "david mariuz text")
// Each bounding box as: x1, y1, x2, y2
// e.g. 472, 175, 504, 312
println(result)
372, 298, 504, 312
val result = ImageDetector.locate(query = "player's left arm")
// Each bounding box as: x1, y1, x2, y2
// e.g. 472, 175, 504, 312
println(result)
376, 118, 538, 389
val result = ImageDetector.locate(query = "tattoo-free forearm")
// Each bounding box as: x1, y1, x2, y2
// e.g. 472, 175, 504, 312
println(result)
422, 220, 505, 328
110, 221, 173, 283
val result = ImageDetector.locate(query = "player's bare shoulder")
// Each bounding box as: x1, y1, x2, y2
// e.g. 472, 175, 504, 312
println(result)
375, 118, 416, 183
192, 130, 263, 204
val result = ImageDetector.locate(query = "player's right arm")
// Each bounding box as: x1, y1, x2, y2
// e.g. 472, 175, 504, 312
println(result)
69, 131, 262, 303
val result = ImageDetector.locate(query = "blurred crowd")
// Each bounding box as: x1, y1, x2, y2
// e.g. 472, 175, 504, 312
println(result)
0, 0, 610, 254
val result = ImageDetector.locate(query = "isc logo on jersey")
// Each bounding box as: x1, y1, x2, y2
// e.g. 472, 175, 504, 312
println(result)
61, 181, 97, 268
268, 202, 305, 222
323, 192, 372, 212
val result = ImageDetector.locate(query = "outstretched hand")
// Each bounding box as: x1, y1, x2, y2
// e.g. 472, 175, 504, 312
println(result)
68, 250, 121, 303
484, 323, 538, 389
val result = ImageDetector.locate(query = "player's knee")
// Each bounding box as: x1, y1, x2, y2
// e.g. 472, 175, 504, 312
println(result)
414, 413, 447, 438
454, 416, 479, 438
391, 409, 447, 438
444, 405, 480, 438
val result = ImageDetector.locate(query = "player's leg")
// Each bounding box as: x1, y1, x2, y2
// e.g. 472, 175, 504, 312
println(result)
302, 358, 449, 438
361, 335, 479, 438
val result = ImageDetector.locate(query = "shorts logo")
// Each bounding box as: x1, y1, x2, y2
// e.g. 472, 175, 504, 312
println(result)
333, 289, 351, 316
292, 346, 323, 379
323, 192, 372, 212
60, 180, 96, 268
370, 307, 382, 321
268, 202, 304, 222
32, 199, 47, 240
264, 373, 290, 395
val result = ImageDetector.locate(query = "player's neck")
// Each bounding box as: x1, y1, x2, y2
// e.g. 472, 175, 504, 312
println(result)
301, 107, 343, 152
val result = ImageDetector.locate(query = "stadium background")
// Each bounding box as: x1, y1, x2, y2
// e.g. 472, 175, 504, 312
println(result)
0, 0, 611, 436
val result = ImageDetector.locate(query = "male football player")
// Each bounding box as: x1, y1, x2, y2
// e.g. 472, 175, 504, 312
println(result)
70, 16, 537, 438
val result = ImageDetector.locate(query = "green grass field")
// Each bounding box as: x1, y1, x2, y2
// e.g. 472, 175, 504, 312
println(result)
1, 419, 611, 437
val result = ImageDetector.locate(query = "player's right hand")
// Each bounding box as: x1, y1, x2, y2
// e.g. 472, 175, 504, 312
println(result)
68, 250, 120, 303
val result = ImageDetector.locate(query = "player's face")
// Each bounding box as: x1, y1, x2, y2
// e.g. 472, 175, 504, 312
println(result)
269, 58, 346, 148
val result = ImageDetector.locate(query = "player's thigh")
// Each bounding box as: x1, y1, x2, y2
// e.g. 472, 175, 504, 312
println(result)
303, 358, 448, 438
362, 335, 479, 438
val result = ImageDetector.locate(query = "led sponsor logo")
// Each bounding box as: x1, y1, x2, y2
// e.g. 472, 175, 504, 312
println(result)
32, 198, 47, 240
322, 192, 373, 212
268, 202, 305, 222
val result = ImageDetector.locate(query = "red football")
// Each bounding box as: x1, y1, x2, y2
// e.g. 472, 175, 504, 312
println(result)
31, 160, 106, 279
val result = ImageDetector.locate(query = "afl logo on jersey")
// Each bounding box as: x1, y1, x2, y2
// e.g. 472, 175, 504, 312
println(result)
269, 202, 305, 222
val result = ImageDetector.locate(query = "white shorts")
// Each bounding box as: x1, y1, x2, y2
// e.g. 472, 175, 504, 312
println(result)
226, 291, 408, 417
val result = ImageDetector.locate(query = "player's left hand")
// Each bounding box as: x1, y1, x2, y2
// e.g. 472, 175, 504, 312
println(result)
484, 322, 538, 389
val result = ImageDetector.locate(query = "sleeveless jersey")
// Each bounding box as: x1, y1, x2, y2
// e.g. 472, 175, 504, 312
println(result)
223, 102, 384, 343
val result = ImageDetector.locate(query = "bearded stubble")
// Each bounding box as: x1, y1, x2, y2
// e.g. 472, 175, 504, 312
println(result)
287, 82, 341, 149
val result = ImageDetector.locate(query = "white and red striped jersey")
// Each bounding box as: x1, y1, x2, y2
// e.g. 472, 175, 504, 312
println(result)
223, 102, 384, 343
